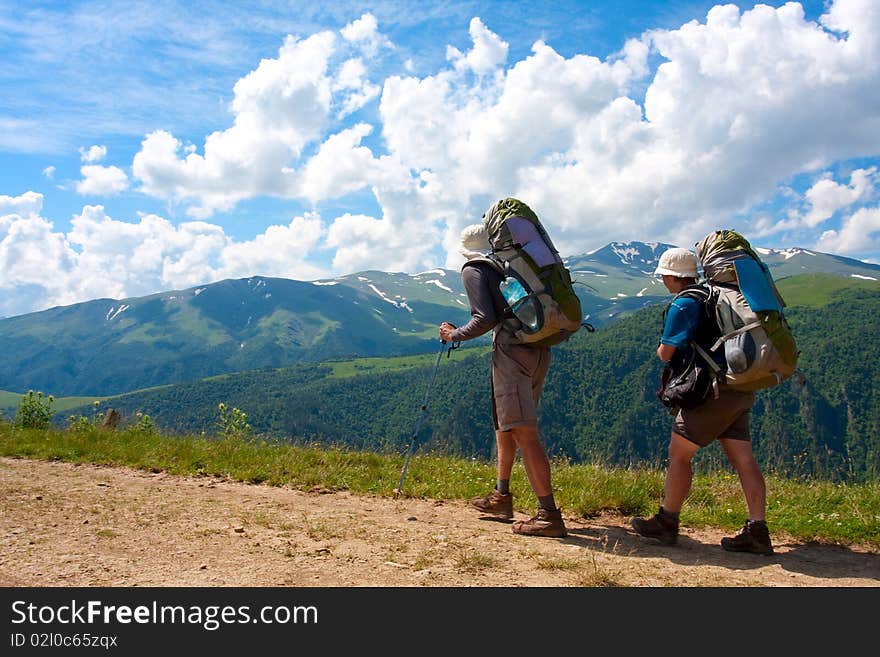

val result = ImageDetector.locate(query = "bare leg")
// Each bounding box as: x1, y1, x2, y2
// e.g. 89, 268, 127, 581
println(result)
720, 438, 766, 521
495, 429, 516, 482
662, 432, 700, 513
509, 425, 551, 497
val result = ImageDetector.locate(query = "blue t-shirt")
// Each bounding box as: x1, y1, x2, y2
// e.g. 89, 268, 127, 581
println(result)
660, 295, 701, 349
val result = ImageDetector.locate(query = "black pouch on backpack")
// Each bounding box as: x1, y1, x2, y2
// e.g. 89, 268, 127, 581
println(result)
657, 349, 714, 410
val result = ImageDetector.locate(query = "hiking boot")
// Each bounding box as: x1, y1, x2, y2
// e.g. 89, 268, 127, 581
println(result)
470, 490, 514, 520
512, 508, 567, 538
721, 520, 774, 555
631, 507, 679, 546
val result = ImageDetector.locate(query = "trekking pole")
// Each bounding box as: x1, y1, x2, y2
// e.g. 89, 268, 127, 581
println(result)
394, 339, 455, 499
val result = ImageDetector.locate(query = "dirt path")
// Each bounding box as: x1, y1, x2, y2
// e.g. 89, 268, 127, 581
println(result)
1, 456, 877, 587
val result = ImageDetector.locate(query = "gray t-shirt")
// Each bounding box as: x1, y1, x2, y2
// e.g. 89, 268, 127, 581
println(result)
451, 261, 509, 342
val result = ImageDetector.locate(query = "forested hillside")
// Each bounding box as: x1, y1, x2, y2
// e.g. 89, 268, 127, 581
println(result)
62, 282, 879, 480
2, 242, 877, 397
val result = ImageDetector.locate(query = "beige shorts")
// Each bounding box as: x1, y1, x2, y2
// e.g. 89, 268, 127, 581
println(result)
673, 388, 755, 447
491, 340, 551, 431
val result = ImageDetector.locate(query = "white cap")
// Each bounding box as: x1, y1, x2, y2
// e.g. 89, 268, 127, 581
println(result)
459, 223, 490, 260
654, 247, 698, 278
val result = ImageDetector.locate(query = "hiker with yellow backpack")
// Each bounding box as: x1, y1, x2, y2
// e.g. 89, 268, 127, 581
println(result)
631, 230, 799, 555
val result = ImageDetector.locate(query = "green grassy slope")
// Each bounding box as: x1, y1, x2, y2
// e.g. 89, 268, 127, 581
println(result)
55, 274, 880, 480
776, 272, 878, 307
1, 425, 877, 546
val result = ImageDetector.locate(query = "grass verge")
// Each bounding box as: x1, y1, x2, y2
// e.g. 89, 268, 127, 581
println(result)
1, 424, 877, 548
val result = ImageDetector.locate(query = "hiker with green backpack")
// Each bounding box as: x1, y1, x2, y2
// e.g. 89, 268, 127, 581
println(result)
439, 198, 582, 538
631, 231, 798, 555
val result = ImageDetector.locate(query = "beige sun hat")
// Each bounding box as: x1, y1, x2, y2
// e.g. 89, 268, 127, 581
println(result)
654, 247, 698, 278
459, 223, 491, 260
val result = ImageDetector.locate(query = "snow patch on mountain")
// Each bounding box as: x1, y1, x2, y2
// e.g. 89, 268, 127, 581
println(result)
424, 279, 453, 292
612, 243, 640, 263
755, 247, 816, 259
369, 284, 414, 313
106, 304, 129, 321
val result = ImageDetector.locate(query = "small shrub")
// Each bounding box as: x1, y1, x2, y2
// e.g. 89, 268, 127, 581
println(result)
217, 403, 251, 441
15, 390, 55, 429
67, 400, 104, 433
131, 411, 157, 435
68, 401, 103, 433
67, 415, 92, 433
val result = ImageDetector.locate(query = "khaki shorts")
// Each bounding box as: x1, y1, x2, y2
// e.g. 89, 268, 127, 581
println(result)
491, 340, 551, 431
673, 388, 755, 447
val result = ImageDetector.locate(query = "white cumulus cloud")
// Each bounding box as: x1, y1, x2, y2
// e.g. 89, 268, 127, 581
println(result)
466, 0, 880, 256
447, 17, 509, 75
220, 214, 325, 281
79, 144, 107, 163
133, 31, 339, 217
326, 181, 447, 275
333, 57, 381, 118
76, 165, 129, 196
816, 206, 880, 257
0, 196, 329, 317
803, 168, 877, 227
340, 13, 392, 57
292, 123, 383, 204
7, 1, 880, 317
0, 191, 44, 218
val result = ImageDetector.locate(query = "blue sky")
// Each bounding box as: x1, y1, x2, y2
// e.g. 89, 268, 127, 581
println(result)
1, 0, 878, 318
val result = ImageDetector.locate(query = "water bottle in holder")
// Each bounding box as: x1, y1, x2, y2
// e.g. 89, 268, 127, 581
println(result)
499, 276, 541, 332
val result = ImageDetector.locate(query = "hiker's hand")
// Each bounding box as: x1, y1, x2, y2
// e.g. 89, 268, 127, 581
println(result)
657, 343, 676, 362
439, 322, 457, 342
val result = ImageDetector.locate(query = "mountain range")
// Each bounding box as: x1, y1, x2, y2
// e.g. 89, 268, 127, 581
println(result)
46, 274, 880, 481
1, 240, 877, 397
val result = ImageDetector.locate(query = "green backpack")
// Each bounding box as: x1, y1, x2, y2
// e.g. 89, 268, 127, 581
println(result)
479, 198, 583, 347
695, 229, 799, 392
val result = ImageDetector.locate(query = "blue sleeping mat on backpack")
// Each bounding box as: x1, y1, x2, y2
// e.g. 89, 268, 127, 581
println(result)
734, 258, 783, 312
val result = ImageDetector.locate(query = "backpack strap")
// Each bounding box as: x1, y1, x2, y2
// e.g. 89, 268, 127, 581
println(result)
662, 284, 710, 325
461, 255, 504, 275
461, 255, 518, 322
664, 284, 722, 399
710, 320, 763, 352
692, 341, 721, 400
672, 284, 710, 304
